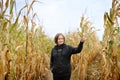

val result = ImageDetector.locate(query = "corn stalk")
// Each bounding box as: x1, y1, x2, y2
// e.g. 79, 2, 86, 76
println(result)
68, 15, 102, 80
0, 0, 17, 79
101, 0, 120, 80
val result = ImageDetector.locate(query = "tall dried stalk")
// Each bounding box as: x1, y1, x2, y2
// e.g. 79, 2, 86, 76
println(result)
65, 15, 102, 80
78, 15, 102, 80
0, 0, 53, 80
101, 0, 120, 80
0, 0, 16, 79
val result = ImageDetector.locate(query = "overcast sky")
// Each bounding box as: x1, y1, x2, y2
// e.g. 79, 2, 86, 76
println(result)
16, 0, 112, 40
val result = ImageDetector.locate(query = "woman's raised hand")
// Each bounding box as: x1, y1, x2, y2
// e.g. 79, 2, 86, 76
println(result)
80, 34, 86, 42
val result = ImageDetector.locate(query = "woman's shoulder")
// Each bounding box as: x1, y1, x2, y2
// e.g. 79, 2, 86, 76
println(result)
64, 44, 73, 50
52, 44, 72, 49
66, 44, 72, 48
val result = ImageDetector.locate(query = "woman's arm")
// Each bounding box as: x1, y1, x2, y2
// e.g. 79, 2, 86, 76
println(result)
70, 41, 84, 54
70, 37, 85, 54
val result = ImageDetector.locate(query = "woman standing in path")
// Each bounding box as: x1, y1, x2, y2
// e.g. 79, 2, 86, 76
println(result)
50, 33, 85, 80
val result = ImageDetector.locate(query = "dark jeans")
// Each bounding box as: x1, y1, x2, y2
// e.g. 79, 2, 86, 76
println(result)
53, 74, 70, 80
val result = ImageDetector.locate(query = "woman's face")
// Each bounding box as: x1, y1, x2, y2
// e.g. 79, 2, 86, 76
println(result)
57, 35, 64, 45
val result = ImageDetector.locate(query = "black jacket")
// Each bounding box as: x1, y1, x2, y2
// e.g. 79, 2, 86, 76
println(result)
50, 41, 84, 76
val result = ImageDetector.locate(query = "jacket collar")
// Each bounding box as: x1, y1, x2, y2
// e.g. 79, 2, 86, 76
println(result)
55, 43, 66, 49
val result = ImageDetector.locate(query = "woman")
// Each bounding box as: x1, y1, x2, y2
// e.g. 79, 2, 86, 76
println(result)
50, 33, 85, 80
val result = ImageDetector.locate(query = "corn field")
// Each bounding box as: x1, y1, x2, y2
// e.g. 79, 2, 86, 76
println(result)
0, 0, 120, 80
